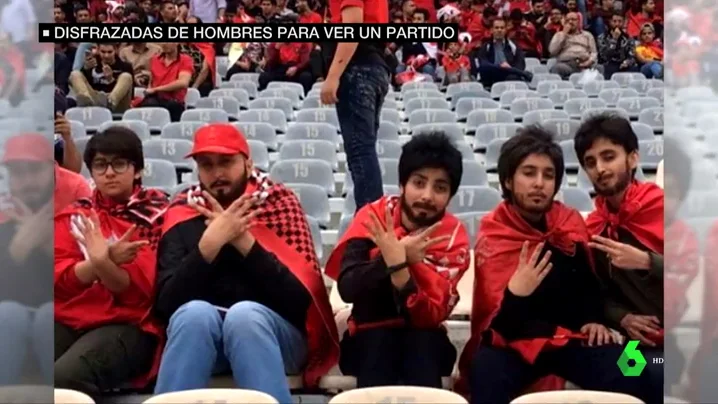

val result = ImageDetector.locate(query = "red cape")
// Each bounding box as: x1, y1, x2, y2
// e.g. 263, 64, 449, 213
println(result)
54, 188, 169, 387
586, 181, 664, 255
457, 201, 593, 397
162, 172, 339, 387
325, 196, 470, 329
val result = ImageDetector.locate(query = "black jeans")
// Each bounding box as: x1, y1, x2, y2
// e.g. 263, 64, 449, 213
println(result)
258, 65, 315, 95
54, 322, 156, 398
339, 328, 456, 388
139, 95, 186, 122
470, 341, 661, 404
336, 63, 389, 211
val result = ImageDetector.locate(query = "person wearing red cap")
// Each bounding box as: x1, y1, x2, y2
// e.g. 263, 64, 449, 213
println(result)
54, 127, 169, 397
154, 123, 338, 402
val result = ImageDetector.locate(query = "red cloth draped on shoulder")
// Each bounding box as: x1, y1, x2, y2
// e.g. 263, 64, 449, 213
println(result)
162, 170, 339, 387
586, 181, 664, 255
193, 43, 217, 86
54, 187, 169, 387
456, 201, 593, 397
325, 196, 470, 329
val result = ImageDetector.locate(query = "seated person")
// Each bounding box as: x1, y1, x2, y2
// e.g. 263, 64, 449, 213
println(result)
626, 0, 662, 38
396, 9, 438, 79
441, 41, 471, 85
541, 7, 563, 58
225, 43, 266, 80
154, 124, 338, 403
468, 6, 497, 49
472, 18, 532, 88
138, 42, 193, 122
69, 43, 133, 112
574, 114, 665, 391
296, 0, 322, 23
635, 23, 663, 79
325, 133, 470, 388
507, 9, 542, 59
54, 127, 169, 397
548, 12, 599, 79
459, 126, 659, 404
258, 41, 314, 95
597, 13, 637, 79
179, 39, 213, 97
119, 42, 161, 88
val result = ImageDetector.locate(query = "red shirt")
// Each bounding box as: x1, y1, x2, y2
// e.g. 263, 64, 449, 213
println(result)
299, 11, 323, 23
330, 0, 387, 23
149, 53, 194, 104
54, 164, 91, 214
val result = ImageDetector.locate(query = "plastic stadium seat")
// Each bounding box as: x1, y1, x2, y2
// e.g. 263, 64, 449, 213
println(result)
376, 139, 402, 159
556, 188, 594, 211
209, 88, 250, 109
616, 97, 661, 119
527, 64, 549, 74
378, 158, 400, 186
381, 98, 398, 110
160, 121, 207, 140
403, 89, 444, 103
296, 108, 339, 130
306, 216, 324, 261
455, 98, 501, 121
233, 122, 278, 150
530, 73, 563, 90
582, 80, 620, 97
598, 88, 640, 107
412, 122, 464, 144
639, 139, 663, 170
144, 389, 278, 404
631, 122, 656, 140
286, 122, 338, 146
378, 121, 400, 141
66, 107, 112, 131
143, 158, 178, 192
563, 98, 608, 119
485, 137, 507, 171
381, 109, 402, 126
258, 88, 301, 107
522, 109, 570, 126
547, 89, 588, 108
646, 87, 663, 103
510, 98, 554, 119
329, 386, 467, 404
94, 121, 150, 142
185, 88, 201, 107
446, 82, 485, 98
216, 56, 229, 77
525, 57, 540, 67
247, 139, 270, 171
560, 140, 580, 170
677, 85, 714, 101
279, 139, 338, 170
122, 108, 171, 133
401, 81, 439, 93
270, 159, 335, 195
536, 80, 574, 96
181, 108, 229, 123
74, 137, 90, 158
54, 388, 95, 404
696, 114, 718, 134
238, 109, 287, 133
491, 81, 530, 99
408, 109, 458, 128
629, 78, 658, 94
301, 96, 331, 109
404, 97, 451, 115
229, 72, 260, 83
222, 80, 258, 98
143, 139, 194, 170
474, 123, 523, 150
456, 142, 475, 161
544, 118, 580, 142
69, 120, 87, 139
461, 160, 489, 186
249, 97, 293, 118
285, 183, 331, 227
448, 186, 501, 214
510, 390, 642, 404
611, 72, 646, 87
343, 184, 400, 216
581, 107, 630, 122
450, 89, 492, 109
267, 81, 305, 98
499, 90, 540, 108
195, 97, 240, 120
466, 109, 514, 134
569, 72, 604, 88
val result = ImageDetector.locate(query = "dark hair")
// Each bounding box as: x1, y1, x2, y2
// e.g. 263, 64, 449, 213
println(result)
261, 0, 276, 6
84, 126, 145, 173
498, 125, 564, 201
574, 113, 639, 172
413, 8, 429, 20
161, 0, 175, 8
188, 15, 203, 22
509, 8, 523, 20
74, 4, 89, 13
399, 132, 463, 196
483, 6, 498, 18
664, 136, 690, 204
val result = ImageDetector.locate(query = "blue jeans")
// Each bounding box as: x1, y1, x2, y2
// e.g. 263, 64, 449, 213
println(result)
72, 43, 93, 71
396, 63, 436, 78
0, 301, 52, 385
336, 63, 389, 211
155, 300, 307, 404
640, 62, 663, 79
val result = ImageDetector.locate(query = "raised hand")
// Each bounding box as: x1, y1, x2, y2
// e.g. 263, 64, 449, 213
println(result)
507, 242, 553, 297
400, 221, 451, 265
363, 205, 406, 267
108, 225, 149, 265
589, 235, 651, 270
73, 211, 111, 265
192, 191, 260, 244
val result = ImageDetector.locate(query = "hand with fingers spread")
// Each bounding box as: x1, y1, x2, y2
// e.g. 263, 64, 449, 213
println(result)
620, 313, 662, 347
581, 323, 619, 346
507, 242, 553, 297
72, 211, 111, 265
400, 221, 451, 265
363, 206, 406, 267
108, 225, 150, 265
589, 235, 652, 270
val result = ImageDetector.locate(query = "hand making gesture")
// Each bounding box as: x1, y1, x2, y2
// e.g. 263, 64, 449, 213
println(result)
71, 210, 111, 265
363, 205, 407, 267
108, 225, 150, 265
588, 235, 651, 270
400, 221, 451, 265
507, 241, 553, 297
191, 191, 260, 245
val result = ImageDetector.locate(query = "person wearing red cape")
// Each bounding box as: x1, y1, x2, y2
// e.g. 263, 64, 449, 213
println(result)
325, 133, 470, 388
574, 113, 664, 398
54, 127, 169, 397
153, 124, 338, 403
458, 127, 655, 404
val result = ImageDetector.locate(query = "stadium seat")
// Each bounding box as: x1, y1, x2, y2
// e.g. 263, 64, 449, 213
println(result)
456, 142, 475, 161
258, 88, 301, 108
122, 107, 172, 133
232, 122, 278, 150
74, 137, 90, 158
582, 80, 620, 97
375, 139, 403, 159
185, 88, 201, 107
160, 121, 208, 140
556, 188, 594, 211
401, 81, 440, 93
378, 158, 400, 186
143, 389, 278, 404
412, 122, 465, 144
611, 72, 646, 88
525, 57, 540, 67
544, 118, 580, 142
485, 138, 508, 171
527, 64, 549, 75
66, 107, 112, 132
296, 108, 340, 130
209, 88, 250, 110
491, 81, 530, 99
269, 159, 335, 196
54, 388, 95, 404
560, 140, 580, 170
381, 109, 402, 126
455, 212, 484, 245
639, 139, 663, 170
581, 107, 630, 122
563, 98, 608, 119
229, 72, 260, 83
238, 109, 287, 133
329, 386, 467, 404
510, 390, 643, 404
448, 186, 501, 214
569, 72, 604, 88
68, 120, 87, 139
382, 98, 398, 110
285, 122, 338, 146
510, 98, 554, 119
450, 89, 492, 109
247, 139, 270, 171
95, 120, 150, 141
522, 109, 570, 126
378, 121, 401, 141
631, 122, 656, 140
446, 82, 485, 98
285, 183, 331, 227
222, 80, 258, 98
455, 98, 501, 121
638, 107, 663, 132
306, 216, 324, 261
462, 160, 489, 186
617, 97, 661, 119
142, 138, 194, 170
598, 88, 640, 106
646, 87, 664, 104
267, 81, 305, 98
628, 78, 659, 94
404, 97, 451, 115
403, 89, 444, 103
474, 123, 523, 150
546, 89, 588, 108
181, 108, 229, 124
249, 97, 294, 118
676, 85, 714, 101
279, 139, 338, 171
499, 90, 540, 108
536, 80, 574, 96
408, 109, 458, 128
216, 56, 229, 77
195, 96, 241, 120
142, 158, 179, 193
301, 96, 331, 109
466, 109, 514, 134
530, 73, 563, 90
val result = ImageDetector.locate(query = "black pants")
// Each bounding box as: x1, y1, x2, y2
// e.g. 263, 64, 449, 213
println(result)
469, 341, 661, 404
139, 95, 186, 122
226, 63, 253, 81
339, 328, 456, 388
258, 66, 314, 95
54, 322, 156, 397
603, 62, 639, 80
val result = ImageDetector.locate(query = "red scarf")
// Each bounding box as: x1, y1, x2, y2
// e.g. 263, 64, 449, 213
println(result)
325, 196, 470, 329
193, 43, 217, 85
586, 181, 664, 255
54, 187, 169, 387
457, 201, 593, 397
162, 170, 339, 387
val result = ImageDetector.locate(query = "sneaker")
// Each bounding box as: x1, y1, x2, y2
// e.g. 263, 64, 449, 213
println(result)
75, 93, 94, 107
95, 92, 109, 108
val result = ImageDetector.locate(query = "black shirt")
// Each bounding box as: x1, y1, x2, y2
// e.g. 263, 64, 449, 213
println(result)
81, 57, 133, 93
0, 221, 52, 308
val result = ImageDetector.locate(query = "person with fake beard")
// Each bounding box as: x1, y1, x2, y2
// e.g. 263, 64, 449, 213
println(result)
324, 133, 470, 388
154, 124, 338, 403
574, 114, 664, 395
54, 127, 169, 397
458, 126, 657, 404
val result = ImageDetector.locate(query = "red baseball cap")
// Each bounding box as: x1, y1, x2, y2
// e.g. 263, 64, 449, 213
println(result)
185, 123, 250, 159
1, 133, 53, 163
